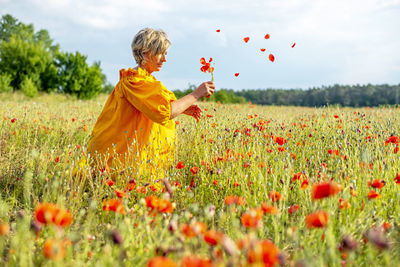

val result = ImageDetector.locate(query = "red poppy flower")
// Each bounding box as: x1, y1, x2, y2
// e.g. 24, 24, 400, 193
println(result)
175, 161, 185, 169
312, 182, 341, 200
367, 190, 381, 199
35, 203, 73, 228
288, 204, 299, 214
190, 166, 199, 175
301, 178, 309, 189
394, 173, 400, 184
274, 136, 287, 145
248, 240, 279, 266
241, 208, 263, 228
200, 57, 214, 73
181, 255, 213, 267
102, 199, 125, 214
260, 203, 279, 215
306, 211, 329, 228
385, 136, 399, 145
264, 34, 270, 39
292, 172, 302, 182
243, 37, 250, 43
269, 191, 282, 202
224, 195, 246, 205
269, 54, 275, 62
147, 256, 176, 267
204, 230, 224, 246
368, 179, 385, 189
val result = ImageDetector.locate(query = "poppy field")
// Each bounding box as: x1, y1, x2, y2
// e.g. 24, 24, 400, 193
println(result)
1, 93, 400, 266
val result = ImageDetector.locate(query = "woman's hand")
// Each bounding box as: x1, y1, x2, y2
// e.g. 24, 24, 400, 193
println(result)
193, 81, 215, 99
183, 104, 202, 122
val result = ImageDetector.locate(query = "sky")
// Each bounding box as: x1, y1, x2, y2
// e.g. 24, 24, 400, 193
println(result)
1, 0, 400, 91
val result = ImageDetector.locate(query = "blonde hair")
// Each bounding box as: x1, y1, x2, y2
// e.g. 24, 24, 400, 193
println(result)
131, 28, 171, 65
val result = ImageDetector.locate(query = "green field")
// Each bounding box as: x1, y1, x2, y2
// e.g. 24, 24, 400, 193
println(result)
1, 93, 399, 266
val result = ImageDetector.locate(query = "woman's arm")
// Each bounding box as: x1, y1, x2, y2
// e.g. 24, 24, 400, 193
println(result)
170, 81, 215, 119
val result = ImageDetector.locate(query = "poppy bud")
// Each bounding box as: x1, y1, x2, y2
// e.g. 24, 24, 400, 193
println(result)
339, 235, 358, 251
111, 230, 123, 245
364, 227, 390, 250
30, 220, 42, 233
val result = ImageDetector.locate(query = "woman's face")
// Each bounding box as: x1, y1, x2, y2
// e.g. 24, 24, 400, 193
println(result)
142, 51, 167, 73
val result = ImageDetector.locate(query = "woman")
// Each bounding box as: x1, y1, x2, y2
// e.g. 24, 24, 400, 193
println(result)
87, 28, 215, 181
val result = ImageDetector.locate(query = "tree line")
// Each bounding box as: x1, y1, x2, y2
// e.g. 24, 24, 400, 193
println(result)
0, 14, 112, 99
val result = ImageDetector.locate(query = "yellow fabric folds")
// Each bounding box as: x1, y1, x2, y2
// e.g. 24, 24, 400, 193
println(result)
87, 67, 176, 180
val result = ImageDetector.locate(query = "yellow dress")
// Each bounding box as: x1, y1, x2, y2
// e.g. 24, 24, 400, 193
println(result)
87, 67, 176, 180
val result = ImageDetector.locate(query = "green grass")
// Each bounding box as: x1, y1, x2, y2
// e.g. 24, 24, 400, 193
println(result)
0, 92, 399, 266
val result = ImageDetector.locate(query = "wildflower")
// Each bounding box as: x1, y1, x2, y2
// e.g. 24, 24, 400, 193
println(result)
311, 182, 341, 200
301, 179, 309, 189
368, 179, 385, 189
102, 199, 125, 214
145, 196, 173, 214
204, 230, 224, 246
385, 136, 399, 145
292, 172, 302, 182
35, 203, 73, 228
364, 227, 390, 250
328, 149, 340, 156
367, 190, 380, 199
339, 198, 351, 209
224, 195, 246, 205
248, 240, 279, 267
175, 161, 185, 169
383, 222, 391, 232
288, 204, 299, 214
190, 166, 199, 175
305, 211, 329, 228
394, 173, 400, 184
274, 136, 287, 146
181, 222, 207, 238
114, 189, 126, 198
200, 57, 214, 82
268, 191, 282, 202
261, 203, 279, 215
0, 223, 10, 236
147, 256, 176, 267
241, 208, 263, 228
43, 238, 70, 260
181, 255, 213, 267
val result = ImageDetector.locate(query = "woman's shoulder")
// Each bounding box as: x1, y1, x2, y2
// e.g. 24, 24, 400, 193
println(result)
119, 67, 156, 81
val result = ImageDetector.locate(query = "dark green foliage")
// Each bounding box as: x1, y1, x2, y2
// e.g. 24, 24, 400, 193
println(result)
0, 14, 107, 99
236, 84, 400, 107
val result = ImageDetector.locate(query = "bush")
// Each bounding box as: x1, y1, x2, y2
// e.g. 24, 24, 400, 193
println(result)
0, 73, 13, 92
21, 76, 38, 98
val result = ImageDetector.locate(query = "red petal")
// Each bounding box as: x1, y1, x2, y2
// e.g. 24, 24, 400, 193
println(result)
291, 42, 296, 48
260, 48, 266, 52
264, 34, 270, 39
209, 57, 213, 62
216, 29, 220, 32
200, 57, 206, 65
243, 37, 250, 43
234, 73, 239, 77
209, 67, 214, 73
269, 54, 275, 62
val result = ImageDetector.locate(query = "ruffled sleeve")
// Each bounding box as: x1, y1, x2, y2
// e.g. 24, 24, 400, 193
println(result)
120, 69, 175, 126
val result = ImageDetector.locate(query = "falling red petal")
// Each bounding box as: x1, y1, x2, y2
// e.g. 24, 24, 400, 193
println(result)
269, 54, 275, 62
260, 48, 266, 52
264, 34, 270, 39
216, 29, 220, 32
243, 37, 250, 43
235, 73, 239, 77
291, 42, 296, 48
